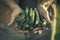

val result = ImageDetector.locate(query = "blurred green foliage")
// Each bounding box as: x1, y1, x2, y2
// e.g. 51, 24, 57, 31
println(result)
55, 4, 60, 40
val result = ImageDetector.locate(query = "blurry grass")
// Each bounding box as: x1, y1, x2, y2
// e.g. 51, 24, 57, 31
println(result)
55, 4, 60, 40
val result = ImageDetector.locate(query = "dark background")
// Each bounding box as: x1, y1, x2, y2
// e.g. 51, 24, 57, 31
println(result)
57, 0, 60, 4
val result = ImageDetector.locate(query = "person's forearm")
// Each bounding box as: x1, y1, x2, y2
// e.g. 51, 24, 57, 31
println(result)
8, 7, 23, 26
5, 0, 23, 26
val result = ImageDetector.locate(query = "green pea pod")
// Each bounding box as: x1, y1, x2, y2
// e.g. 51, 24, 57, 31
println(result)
29, 8, 36, 25
34, 8, 43, 27
16, 11, 25, 22
29, 8, 33, 24
35, 8, 46, 27
25, 7, 29, 23
23, 23, 29, 30
17, 26, 23, 30
35, 8, 40, 24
